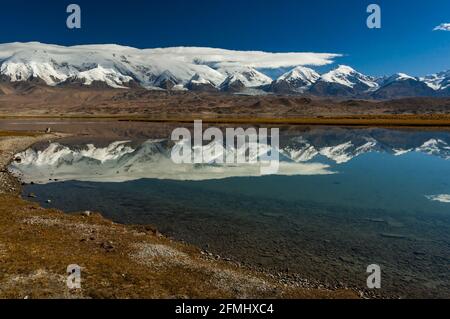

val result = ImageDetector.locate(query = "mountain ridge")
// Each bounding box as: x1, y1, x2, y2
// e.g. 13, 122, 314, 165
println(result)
0, 42, 449, 99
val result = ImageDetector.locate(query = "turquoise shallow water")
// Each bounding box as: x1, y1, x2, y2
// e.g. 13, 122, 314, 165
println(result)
17, 127, 450, 298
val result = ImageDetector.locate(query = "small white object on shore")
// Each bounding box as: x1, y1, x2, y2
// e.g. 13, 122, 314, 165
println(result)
82, 211, 92, 217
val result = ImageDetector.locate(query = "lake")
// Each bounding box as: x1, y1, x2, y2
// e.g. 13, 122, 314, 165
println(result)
8, 122, 450, 298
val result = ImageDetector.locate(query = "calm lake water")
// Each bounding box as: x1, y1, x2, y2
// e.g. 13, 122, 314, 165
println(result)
9, 124, 450, 298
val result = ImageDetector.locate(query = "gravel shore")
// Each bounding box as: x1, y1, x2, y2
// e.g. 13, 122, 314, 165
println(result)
0, 133, 61, 195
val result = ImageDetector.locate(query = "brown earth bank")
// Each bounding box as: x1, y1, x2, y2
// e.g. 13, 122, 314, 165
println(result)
0, 131, 359, 299
0, 85, 450, 126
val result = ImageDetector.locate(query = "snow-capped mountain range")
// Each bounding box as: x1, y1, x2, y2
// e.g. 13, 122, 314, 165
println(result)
1, 42, 449, 98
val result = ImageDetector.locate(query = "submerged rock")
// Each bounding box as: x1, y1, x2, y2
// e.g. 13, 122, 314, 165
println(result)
380, 233, 407, 239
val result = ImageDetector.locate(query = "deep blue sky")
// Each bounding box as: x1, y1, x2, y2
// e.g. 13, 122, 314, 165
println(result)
1, 0, 449, 76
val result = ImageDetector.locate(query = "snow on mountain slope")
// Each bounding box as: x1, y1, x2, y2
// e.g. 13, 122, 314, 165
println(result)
216, 65, 272, 87
0, 42, 339, 90
2, 42, 450, 97
381, 73, 416, 86
277, 66, 320, 85
421, 70, 450, 90
319, 65, 378, 89
0, 43, 226, 88
185, 73, 218, 91
271, 66, 320, 93
373, 72, 436, 99
75, 66, 134, 88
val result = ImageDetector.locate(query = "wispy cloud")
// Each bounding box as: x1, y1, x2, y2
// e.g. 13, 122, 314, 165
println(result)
147, 47, 342, 69
433, 23, 450, 31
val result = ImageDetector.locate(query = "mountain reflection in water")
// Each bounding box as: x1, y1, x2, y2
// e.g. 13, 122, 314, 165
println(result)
11, 127, 450, 298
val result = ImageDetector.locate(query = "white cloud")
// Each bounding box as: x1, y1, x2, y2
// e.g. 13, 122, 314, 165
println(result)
433, 23, 450, 31
0, 42, 341, 74
145, 47, 341, 69
425, 194, 450, 203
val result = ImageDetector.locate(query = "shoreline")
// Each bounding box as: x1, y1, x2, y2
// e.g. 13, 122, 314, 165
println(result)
0, 130, 361, 299
1, 114, 450, 128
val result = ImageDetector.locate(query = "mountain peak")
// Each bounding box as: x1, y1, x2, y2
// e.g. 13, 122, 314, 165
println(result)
270, 66, 320, 93
277, 66, 320, 83
319, 65, 377, 89
394, 73, 415, 80
421, 70, 450, 90
334, 65, 356, 73
382, 73, 416, 86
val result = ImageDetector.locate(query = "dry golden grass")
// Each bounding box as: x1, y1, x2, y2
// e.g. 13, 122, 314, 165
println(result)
0, 194, 358, 299
2, 114, 450, 128
116, 114, 450, 127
